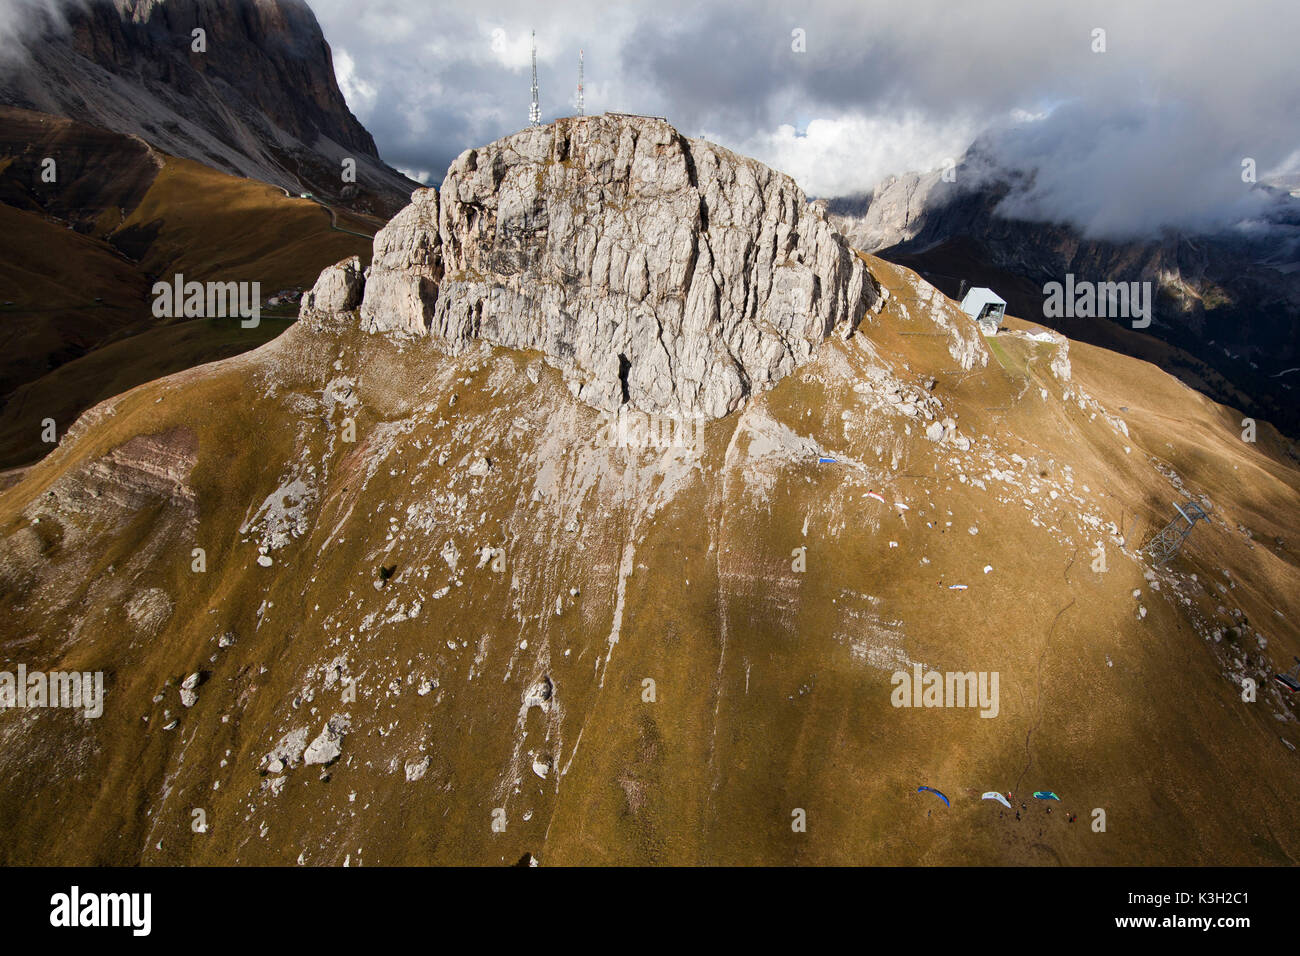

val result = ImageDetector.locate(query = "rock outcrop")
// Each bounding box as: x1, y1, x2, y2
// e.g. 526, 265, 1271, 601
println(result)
301, 255, 364, 315
322, 115, 878, 420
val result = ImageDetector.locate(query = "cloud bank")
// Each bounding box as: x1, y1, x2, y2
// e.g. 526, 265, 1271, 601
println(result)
13, 0, 1300, 239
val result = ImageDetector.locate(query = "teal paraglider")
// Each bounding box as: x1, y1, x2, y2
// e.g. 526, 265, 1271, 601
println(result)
1033, 791, 1060, 801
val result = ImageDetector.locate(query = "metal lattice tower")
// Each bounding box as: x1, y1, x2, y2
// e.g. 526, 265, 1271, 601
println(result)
529, 31, 541, 127
577, 49, 584, 116
1142, 500, 1209, 566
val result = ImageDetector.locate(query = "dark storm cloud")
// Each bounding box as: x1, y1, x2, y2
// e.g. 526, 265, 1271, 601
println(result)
307, 0, 1300, 237
15, 0, 1297, 238
600, 0, 1300, 238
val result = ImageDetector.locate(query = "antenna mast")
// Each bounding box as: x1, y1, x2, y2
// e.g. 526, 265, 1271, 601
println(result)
577, 49, 584, 116
529, 31, 541, 127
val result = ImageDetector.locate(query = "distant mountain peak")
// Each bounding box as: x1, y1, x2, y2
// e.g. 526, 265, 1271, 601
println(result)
0, 0, 417, 217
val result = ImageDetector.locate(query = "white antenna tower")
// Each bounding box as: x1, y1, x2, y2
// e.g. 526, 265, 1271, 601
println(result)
577, 49, 584, 116
529, 31, 540, 127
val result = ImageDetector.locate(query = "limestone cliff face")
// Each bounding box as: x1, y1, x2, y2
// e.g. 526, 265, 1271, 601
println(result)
324, 115, 878, 420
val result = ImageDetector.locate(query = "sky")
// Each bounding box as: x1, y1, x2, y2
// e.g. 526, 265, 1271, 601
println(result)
5, 0, 1297, 239
307, 0, 1300, 240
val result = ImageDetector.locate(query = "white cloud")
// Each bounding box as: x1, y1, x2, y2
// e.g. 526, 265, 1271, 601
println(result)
333, 49, 377, 118
397, 167, 435, 184
483, 24, 535, 71
716, 112, 982, 198
305, 0, 1300, 236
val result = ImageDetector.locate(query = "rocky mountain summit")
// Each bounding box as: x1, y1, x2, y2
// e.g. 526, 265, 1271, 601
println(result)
307, 115, 878, 420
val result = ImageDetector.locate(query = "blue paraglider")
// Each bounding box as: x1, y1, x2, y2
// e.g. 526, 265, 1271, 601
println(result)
917, 786, 950, 807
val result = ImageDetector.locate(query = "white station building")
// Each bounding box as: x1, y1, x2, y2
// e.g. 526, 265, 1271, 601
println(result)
959, 287, 1007, 336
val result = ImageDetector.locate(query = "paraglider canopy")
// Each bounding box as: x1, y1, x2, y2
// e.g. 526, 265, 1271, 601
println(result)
982, 792, 1011, 809
917, 786, 950, 807
1032, 791, 1060, 801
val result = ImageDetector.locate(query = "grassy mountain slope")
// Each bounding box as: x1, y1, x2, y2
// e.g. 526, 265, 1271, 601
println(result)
0, 110, 382, 468
0, 255, 1297, 865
